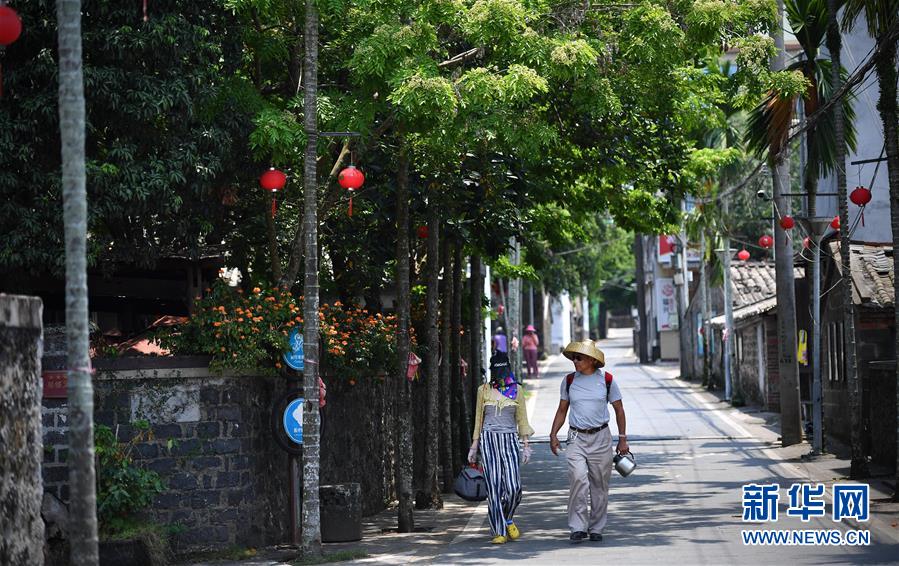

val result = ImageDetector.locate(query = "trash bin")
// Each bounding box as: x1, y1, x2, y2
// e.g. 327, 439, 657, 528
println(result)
320, 483, 362, 542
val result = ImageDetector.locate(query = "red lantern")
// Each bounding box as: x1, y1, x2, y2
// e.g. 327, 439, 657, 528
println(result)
850, 186, 872, 226
0, 5, 23, 98
417, 225, 429, 239
737, 249, 750, 261
758, 235, 773, 249
830, 216, 840, 230
803, 237, 810, 249
259, 168, 286, 217
780, 215, 795, 230
338, 165, 365, 217
497, 304, 505, 316
0, 6, 22, 46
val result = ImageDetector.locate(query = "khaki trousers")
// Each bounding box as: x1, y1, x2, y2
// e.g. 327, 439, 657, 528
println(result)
566, 427, 613, 533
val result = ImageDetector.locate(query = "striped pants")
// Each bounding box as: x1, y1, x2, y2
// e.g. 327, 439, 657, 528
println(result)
481, 431, 522, 537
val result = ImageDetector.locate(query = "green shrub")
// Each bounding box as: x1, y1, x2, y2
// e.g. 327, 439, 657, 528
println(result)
95, 420, 165, 536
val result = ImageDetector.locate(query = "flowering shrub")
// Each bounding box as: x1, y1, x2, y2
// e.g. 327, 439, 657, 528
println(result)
157, 280, 408, 379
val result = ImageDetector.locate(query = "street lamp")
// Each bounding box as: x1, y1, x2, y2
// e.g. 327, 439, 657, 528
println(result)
714, 247, 737, 401
795, 216, 832, 456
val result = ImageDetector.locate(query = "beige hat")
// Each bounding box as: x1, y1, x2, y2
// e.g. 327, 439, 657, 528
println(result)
562, 340, 605, 367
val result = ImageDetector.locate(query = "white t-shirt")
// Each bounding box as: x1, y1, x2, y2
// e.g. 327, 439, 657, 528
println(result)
559, 370, 622, 429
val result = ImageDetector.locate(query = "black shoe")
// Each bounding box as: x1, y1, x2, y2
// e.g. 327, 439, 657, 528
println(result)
570, 531, 588, 543
589, 533, 603, 542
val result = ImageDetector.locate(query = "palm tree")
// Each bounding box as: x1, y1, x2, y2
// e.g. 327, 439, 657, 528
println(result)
841, 0, 899, 498
56, 0, 98, 563
746, 0, 857, 452
827, 0, 869, 478
300, 0, 322, 555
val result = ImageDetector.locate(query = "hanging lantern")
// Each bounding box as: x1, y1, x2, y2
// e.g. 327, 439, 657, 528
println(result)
417, 225, 429, 239
803, 237, 810, 249
737, 249, 750, 261
337, 165, 365, 217
497, 304, 505, 316
0, 5, 23, 99
780, 215, 795, 230
830, 216, 840, 230
850, 186, 872, 226
758, 235, 773, 249
259, 168, 286, 217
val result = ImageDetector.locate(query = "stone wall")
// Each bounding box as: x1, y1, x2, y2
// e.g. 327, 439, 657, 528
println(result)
41, 362, 397, 553
0, 294, 46, 565
735, 320, 765, 407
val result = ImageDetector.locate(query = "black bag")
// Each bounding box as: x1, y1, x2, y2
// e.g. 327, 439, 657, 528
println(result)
453, 465, 488, 502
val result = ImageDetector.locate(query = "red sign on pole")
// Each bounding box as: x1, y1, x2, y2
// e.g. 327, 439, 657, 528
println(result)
42, 370, 67, 398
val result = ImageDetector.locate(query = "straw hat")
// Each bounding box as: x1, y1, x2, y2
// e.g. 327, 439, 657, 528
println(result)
562, 340, 605, 367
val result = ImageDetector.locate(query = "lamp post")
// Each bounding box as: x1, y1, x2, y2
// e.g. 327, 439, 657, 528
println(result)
796, 216, 832, 455
714, 247, 736, 401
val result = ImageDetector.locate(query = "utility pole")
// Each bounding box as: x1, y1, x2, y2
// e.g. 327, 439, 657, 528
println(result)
675, 233, 691, 380
715, 241, 735, 402
700, 232, 711, 386
771, 0, 803, 446
634, 235, 649, 363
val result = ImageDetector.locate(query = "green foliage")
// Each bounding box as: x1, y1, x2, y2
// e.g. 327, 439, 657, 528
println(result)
157, 278, 402, 378
95, 421, 165, 536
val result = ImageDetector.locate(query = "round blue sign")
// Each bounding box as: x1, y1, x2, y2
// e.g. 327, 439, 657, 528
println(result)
283, 397, 304, 445
283, 328, 305, 371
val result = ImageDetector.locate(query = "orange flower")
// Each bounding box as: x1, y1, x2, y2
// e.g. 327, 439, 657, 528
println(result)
275, 362, 282, 369
341, 340, 348, 345
349, 379, 356, 386
220, 347, 226, 352
213, 321, 222, 327
253, 287, 261, 294
237, 318, 244, 322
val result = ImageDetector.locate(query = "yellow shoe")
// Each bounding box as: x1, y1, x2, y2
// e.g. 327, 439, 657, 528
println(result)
491, 535, 508, 544
507, 523, 520, 540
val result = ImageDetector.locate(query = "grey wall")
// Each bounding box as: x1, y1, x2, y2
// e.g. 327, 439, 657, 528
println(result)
0, 294, 46, 566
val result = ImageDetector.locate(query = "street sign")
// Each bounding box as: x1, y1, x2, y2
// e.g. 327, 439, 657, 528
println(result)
283, 328, 304, 371
282, 396, 304, 445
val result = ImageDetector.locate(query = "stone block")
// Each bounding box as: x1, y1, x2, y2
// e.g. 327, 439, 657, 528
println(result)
189, 490, 221, 509
44, 465, 69, 483
211, 438, 240, 454
199, 387, 220, 405
189, 456, 222, 471
147, 458, 178, 475
153, 423, 183, 439
216, 471, 241, 488
169, 473, 198, 491
195, 421, 220, 438
154, 492, 184, 510
44, 430, 67, 447
171, 438, 202, 457
217, 405, 241, 421
133, 442, 159, 459
229, 455, 253, 470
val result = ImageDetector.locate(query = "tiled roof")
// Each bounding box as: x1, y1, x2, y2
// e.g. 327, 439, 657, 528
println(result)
829, 243, 894, 309
729, 261, 802, 309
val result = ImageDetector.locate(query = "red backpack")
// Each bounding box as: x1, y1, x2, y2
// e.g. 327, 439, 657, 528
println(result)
566, 370, 613, 402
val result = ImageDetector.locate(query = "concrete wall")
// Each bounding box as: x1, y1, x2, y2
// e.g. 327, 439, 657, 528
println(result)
0, 294, 46, 566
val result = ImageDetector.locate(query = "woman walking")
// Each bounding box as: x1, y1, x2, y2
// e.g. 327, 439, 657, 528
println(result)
521, 325, 540, 379
549, 340, 629, 543
468, 351, 534, 544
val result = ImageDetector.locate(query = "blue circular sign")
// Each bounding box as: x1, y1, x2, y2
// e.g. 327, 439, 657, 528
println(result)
283, 328, 305, 371
283, 397, 304, 445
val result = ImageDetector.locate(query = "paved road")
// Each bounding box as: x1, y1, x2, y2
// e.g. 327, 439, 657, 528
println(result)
431, 329, 899, 565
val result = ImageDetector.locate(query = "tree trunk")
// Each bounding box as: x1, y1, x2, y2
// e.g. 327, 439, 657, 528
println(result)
451, 242, 468, 464
266, 196, 282, 282
700, 232, 710, 387
508, 238, 522, 378
416, 199, 442, 508
827, 0, 868, 476
394, 150, 415, 531
468, 254, 486, 458
57, 2, 98, 563
300, 0, 322, 555
873, 41, 899, 499
439, 235, 454, 492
